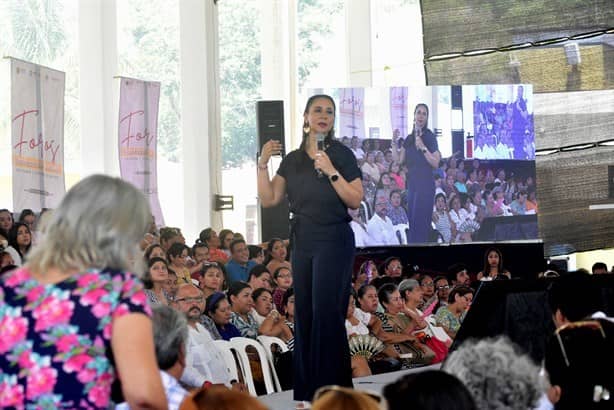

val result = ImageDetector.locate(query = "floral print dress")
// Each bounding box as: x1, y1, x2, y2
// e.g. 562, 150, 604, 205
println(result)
0, 267, 151, 409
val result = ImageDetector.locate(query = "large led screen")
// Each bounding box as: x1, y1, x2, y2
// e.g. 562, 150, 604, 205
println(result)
303, 85, 538, 246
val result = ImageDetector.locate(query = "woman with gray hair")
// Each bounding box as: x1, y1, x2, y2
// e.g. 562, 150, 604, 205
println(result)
0, 175, 166, 409
444, 336, 542, 410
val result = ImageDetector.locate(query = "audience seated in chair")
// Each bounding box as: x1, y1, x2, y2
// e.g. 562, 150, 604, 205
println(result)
225, 239, 257, 284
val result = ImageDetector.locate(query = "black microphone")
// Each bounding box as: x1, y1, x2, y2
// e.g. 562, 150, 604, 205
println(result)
315, 133, 325, 178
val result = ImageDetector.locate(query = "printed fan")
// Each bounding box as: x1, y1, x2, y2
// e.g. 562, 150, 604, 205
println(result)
348, 334, 385, 360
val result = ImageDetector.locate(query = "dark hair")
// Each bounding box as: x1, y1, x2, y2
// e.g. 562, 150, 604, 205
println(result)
545, 320, 614, 409
547, 271, 601, 322
248, 245, 264, 260
205, 292, 228, 315
447, 263, 468, 283
389, 189, 402, 200
227, 281, 251, 304
300, 94, 336, 152
412, 103, 430, 133
377, 283, 398, 307
265, 238, 285, 265
252, 287, 272, 301
282, 287, 294, 312
192, 242, 209, 254
383, 370, 477, 410
159, 227, 180, 244
8, 222, 32, 258
356, 284, 376, 306
591, 262, 608, 274
384, 256, 402, 272
18, 209, 35, 223
218, 229, 234, 250
167, 242, 188, 261
433, 275, 448, 285
143, 257, 168, 289
248, 264, 270, 280
145, 244, 164, 261
448, 285, 474, 305
229, 238, 246, 253
435, 192, 446, 204
198, 228, 215, 245
482, 247, 504, 277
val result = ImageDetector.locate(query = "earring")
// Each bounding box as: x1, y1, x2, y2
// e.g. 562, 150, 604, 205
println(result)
303, 122, 310, 134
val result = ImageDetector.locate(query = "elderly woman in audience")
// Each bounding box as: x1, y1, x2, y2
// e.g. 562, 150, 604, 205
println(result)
218, 229, 234, 257
272, 266, 293, 314
361, 151, 381, 184
383, 370, 477, 410
444, 337, 542, 410
419, 274, 437, 310
228, 281, 259, 339
247, 264, 273, 291
431, 276, 450, 314
477, 247, 511, 280
0, 175, 166, 409
376, 283, 435, 367
205, 292, 241, 341
144, 256, 170, 306
7, 222, 32, 266
145, 243, 166, 261
387, 189, 410, 243
251, 287, 295, 345
265, 238, 291, 274
448, 195, 472, 242
199, 262, 224, 300
197, 228, 229, 264
435, 286, 474, 339
167, 242, 192, 285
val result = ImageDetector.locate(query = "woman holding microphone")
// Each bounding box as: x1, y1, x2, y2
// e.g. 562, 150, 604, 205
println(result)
257, 94, 363, 405
392, 104, 441, 243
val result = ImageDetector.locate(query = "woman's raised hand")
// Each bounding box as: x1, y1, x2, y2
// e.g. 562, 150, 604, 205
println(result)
259, 139, 283, 166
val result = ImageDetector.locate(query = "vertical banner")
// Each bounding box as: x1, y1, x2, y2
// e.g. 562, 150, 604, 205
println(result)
389, 86, 408, 139
10, 58, 66, 211
118, 78, 165, 226
338, 88, 365, 140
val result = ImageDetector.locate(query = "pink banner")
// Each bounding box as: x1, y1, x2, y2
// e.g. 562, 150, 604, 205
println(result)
390, 87, 408, 139
118, 78, 164, 226
338, 88, 365, 140
10, 58, 66, 211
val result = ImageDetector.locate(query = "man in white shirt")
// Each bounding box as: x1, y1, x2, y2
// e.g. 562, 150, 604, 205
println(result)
173, 284, 245, 391
367, 196, 398, 245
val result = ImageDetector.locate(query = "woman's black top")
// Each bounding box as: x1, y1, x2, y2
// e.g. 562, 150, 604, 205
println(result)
277, 141, 361, 226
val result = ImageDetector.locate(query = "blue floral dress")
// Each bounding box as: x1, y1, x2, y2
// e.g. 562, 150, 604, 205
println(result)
0, 267, 151, 409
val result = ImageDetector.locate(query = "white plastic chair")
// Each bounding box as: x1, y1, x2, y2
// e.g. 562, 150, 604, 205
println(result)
229, 337, 277, 396
393, 223, 409, 244
257, 335, 289, 392
211, 339, 240, 382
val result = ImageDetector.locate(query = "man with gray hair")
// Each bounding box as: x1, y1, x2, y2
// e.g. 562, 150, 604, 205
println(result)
116, 305, 189, 410
173, 283, 245, 391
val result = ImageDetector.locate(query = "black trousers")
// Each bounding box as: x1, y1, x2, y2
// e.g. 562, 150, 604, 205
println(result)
291, 221, 355, 401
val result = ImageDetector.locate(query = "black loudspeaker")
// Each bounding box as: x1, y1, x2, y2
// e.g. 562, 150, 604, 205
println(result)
451, 85, 463, 110
256, 100, 285, 156
452, 130, 465, 158
256, 100, 289, 242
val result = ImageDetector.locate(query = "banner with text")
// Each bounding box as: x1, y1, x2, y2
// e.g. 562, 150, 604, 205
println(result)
10, 58, 65, 211
118, 78, 164, 225
339, 88, 366, 140
390, 86, 408, 140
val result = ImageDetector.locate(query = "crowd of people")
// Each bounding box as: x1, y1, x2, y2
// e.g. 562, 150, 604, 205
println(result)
0, 176, 613, 410
342, 133, 539, 246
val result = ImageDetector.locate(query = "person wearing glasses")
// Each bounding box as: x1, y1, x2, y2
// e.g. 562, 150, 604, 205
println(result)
174, 284, 242, 391
272, 266, 293, 314
435, 286, 474, 340
168, 243, 192, 285
258, 94, 363, 404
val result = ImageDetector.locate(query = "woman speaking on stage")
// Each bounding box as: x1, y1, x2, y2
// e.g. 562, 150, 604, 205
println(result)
393, 103, 441, 243
257, 94, 363, 404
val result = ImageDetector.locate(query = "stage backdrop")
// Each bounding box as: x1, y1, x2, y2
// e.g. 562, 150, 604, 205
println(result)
10, 58, 66, 211
117, 77, 165, 226
305, 85, 538, 246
